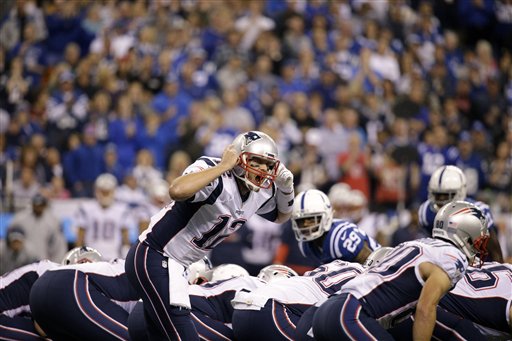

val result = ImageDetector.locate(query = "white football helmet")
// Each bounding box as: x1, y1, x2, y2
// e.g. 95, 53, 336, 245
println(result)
62, 246, 103, 265
292, 189, 333, 242
187, 256, 213, 284
428, 166, 467, 211
95, 173, 118, 207
257, 264, 298, 283
232, 131, 280, 191
211, 264, 249, 282
432, 201, 489, 266
363, 247, 394, 268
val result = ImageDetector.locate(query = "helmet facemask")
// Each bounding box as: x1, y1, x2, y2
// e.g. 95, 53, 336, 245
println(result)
292, 212, 328, 242
234, 152, 279, 191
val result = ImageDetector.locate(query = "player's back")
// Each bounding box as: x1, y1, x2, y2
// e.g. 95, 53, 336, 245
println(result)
233, 261, 364, 314
189, 276, 265, 322
75, 200, 131, 260
341, 238, 468, 328
440, 262, 512, 333
0, 260, 59, 317
51, 258, 138, 308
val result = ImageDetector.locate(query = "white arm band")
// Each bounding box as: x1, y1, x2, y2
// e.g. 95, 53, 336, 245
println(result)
276, 189, 295, 214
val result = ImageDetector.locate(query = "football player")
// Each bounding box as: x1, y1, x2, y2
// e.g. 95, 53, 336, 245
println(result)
232, 261, 363, 341
0, 247, 101, 340
313, 201, 490, 340
292, 189, 380, 265
75, 173, 132, 260
29, 257, 138, 340
124, 131, 295, 340
418, 165, 503, 261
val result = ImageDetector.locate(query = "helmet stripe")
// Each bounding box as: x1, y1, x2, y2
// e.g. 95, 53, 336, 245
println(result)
438, 166, 447, 187
301, 190, 308, 210
449, 207, 472, 217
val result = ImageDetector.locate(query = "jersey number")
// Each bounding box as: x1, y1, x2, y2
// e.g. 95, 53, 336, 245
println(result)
464, 265, 512, 291
305, 264, 360, 295
192, 215, 246, 250
92, 220, 116, 240
342, 231, 362, 253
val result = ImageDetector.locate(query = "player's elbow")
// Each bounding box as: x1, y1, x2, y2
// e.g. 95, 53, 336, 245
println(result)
168, 183, 189, 201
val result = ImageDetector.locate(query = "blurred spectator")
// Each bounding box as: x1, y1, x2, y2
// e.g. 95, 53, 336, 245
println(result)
165, 150, 192, 185
0, 0, 47, 51
0, 226, 38, 275
235, 1, 275, 51
114, 171, 147, 209
8, 194, 67, 262
315, 108, 348, 181
337, 131, 371, 200
46, 70, 89, 149
43, 147, 64, 183
101, 143, 124, 183
41, 175, 71, 200
488, 140, 512, 196
132, 149, 162, 194
66, 126, 104, 197
11, 166, 40, 211
453, 131, 486, 197
220, 90, 255, 133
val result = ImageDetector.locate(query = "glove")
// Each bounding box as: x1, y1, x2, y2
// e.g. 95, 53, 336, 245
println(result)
274, 164, 294, 193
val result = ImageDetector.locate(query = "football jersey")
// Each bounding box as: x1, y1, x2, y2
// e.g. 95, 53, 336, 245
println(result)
189, 276, 265, 323
299, 219, 380, 264
51, 259, 139, 313
418, 197, 496, 234
75, 200, 131, 260
340, 238, 468, 329
233, 261, 364, 314
0, 260, 59, 317
440, 262, 512, 333
140, 157, 279, 267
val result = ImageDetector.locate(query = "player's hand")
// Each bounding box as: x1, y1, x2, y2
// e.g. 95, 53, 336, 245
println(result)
219, 144, 239, 171
275, 164, 294, 193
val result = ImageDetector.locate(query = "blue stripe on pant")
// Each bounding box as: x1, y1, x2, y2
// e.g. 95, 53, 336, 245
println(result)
125, 241, 198, 341
313, 293, 394, 341
232, 299, 299, 341
29, 270, 129, 340
0, 316, 45, 341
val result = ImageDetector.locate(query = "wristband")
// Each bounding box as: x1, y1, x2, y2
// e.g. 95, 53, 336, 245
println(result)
277, 188, 295, 214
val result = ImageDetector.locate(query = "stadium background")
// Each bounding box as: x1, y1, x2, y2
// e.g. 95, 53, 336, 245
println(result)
0, 0, 511, 274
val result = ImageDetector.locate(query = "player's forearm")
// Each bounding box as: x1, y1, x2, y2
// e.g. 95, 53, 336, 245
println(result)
487, 230, 503, 262
169, 164, 231, 201
412, 305, 436, 341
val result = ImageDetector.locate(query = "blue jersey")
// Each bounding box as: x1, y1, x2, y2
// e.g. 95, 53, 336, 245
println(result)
440, 262, 512, 333
299, 219, 380, 264
341, 238, 468, 329
0, 260, 59, 317
417, 144, 455, 201
418, 197, 496, 234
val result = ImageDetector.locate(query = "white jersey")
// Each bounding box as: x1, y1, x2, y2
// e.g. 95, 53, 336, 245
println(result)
440, 262, 512, 333
0, 260, 60, 317
189, 276, 265, 297
232, 261, 364, 312
51, 259, 139, 313
341, 238, 468, 329
140, 157, 278, 267
75, 200, 131, 260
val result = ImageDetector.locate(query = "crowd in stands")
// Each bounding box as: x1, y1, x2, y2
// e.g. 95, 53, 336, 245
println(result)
1, 0, 511, 272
